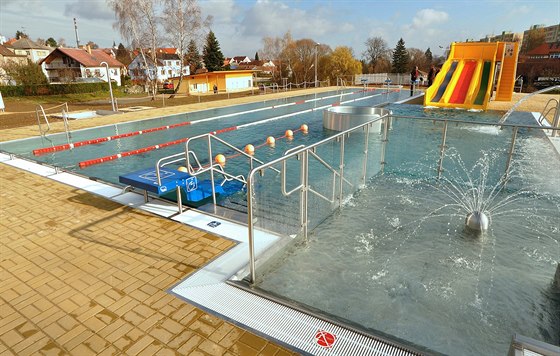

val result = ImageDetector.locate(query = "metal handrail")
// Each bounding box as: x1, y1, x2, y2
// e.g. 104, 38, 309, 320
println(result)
537, 98, 559, 124
35, 105, 50, 136
247, 113, 389, 283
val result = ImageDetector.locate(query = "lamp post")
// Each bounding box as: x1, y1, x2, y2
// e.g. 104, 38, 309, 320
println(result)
314, 43, 319, 87
100, 61, 116, 112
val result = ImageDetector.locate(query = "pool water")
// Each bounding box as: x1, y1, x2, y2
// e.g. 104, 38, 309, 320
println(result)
253, 106, 560, 355
0, 89, 407, 187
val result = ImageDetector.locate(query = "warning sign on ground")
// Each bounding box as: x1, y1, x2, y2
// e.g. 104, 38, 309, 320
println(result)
315, 329, 336, 348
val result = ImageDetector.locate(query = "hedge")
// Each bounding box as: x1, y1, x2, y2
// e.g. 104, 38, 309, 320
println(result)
0, 82, 110, 97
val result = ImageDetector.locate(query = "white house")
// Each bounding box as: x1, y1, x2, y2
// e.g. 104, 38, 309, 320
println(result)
128, 52, 189, 83
10, 37, 52, 63
40, 47, 124, 86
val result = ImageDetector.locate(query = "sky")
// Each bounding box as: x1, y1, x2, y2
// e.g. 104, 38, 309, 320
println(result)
1, 0, 559, 58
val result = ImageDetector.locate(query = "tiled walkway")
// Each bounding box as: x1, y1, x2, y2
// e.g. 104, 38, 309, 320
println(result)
0, 164, 297, 355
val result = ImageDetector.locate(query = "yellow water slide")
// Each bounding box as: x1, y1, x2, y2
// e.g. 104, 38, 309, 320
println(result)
424, 42, 519, 110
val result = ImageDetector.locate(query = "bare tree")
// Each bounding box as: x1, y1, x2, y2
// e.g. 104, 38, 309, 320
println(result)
261, 31, 293, 82
108, 0, 161, 99
362, 36, 389, 73
408, 48, 429, 72
162, 0, 212, 94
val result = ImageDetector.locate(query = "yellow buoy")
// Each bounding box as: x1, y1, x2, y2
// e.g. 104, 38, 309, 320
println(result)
285, 129, 293, 138
300, 124, 308, 133
266, 136, 275, 145
178, 166, 188, 172
215, 154, 226, 165
244, 144, 255, 155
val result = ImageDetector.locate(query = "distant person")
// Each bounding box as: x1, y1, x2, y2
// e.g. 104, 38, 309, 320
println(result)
428, 65, 436, 87
213, 84, 218, 94
410, 66, 419, 96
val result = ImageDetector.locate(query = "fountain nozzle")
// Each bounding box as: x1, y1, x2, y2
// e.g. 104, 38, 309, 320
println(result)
465, 211, 489, 232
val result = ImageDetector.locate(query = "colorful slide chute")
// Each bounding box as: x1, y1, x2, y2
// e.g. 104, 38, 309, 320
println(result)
424, 41, 519, 110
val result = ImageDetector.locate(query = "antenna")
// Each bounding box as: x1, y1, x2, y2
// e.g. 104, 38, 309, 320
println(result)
73, 18, 80, 48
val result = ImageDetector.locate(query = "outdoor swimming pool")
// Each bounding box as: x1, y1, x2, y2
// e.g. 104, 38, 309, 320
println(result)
2, 88, 558, 355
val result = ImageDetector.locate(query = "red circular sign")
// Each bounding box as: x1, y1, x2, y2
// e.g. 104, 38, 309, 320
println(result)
315, 329, 336, 348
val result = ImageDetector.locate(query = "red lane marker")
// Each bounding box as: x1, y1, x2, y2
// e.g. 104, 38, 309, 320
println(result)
295, 100, 305, 104
33, 121, 193, 156
78, 138, 189, 168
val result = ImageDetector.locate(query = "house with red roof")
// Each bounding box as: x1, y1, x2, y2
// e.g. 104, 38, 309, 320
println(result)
40, 47, 125, 86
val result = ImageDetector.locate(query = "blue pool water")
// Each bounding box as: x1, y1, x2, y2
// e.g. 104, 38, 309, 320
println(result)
0, 89, 406, 186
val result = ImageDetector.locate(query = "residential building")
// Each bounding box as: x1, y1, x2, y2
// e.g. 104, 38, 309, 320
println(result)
40, 47, 124, 86
0, 44, 29, 85
10, 37, 53, 62
238, 60, 276, 73
480, 31, 523, 43
128, 52, 188, 83
169, 70, 255, 94
227, 56, 251, 69
517, 41, 560, 88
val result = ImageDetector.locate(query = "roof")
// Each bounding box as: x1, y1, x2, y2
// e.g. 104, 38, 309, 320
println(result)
41, 48, 124, 67
526, 42, 560, 56
0, 44, 26, 57
157, 48, 177, 55
232, 56, 250, 62
11, 37, 49, 50
169, 69, 255, 80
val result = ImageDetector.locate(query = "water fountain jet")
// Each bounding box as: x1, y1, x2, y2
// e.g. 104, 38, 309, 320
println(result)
465, 211, 489, 231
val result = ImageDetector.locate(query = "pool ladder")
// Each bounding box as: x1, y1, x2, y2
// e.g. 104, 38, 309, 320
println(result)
36, 103, 72, 144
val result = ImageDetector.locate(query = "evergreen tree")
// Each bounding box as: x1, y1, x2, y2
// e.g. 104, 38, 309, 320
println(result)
116, 43, 132, 66
424, 47, 433, 65
45, 37, 58, 47
202, 31, 225, 72
15, 30, 28, 39
185, 39, 202, 73
254, 51, 260, 61
391, 38, 409, 73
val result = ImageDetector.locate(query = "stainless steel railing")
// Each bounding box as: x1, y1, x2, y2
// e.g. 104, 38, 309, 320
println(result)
246, 112, 390, 283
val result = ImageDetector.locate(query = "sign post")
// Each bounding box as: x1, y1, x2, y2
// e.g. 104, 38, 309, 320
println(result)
0, 91, 4, 112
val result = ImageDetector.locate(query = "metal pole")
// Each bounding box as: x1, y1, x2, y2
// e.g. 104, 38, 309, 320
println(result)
100, 61, 116, 112
380, 116, 389, 173
314, 43, 319, 88
552, 104, 560, 138
176, 185, 183, 213
247, 175, 256, 284
361, 124, 370, 185
503, 126, 518, 183
338, 134, 345, 206
437, 121, 449, 179
302, 151, 309, 242
208, 135, 217, 213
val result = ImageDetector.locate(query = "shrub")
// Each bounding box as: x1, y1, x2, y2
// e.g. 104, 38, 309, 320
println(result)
0, 83, 109, 97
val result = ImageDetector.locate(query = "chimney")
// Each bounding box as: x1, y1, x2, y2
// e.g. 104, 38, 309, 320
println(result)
86, 45, 91, 55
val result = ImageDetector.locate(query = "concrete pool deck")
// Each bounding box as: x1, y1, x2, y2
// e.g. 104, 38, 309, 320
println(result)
0, 87, 557, 355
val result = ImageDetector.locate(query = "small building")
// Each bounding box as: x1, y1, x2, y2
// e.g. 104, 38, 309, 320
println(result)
128, 52, 188, 83
40, 47, 124, 86
9, 37, 53, 63
169, 70, 255, 94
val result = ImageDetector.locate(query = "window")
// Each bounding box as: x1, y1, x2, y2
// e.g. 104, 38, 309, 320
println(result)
176, 61, 180, 66
168, 70, 172, 75
161, 69, 165, 75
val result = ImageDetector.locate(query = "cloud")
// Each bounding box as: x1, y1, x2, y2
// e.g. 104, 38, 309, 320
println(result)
410, 9, 449, 29
240, 0, 353, 38
64, 0, 113, 21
